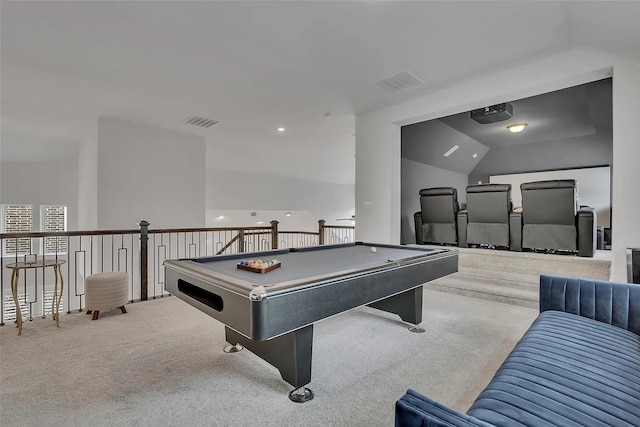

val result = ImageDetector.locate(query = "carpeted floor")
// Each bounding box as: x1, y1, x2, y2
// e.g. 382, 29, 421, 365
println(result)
428, 247, 612, 308
0, 289, 538, 426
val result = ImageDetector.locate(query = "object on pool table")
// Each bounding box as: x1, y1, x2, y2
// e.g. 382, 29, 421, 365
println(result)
237, 259, 281, 274
370, 247, 377, 253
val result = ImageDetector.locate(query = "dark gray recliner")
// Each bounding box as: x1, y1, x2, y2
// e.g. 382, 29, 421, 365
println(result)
510, 179, 596, 257
413, 187, 459, 245
457, 184, 512, 248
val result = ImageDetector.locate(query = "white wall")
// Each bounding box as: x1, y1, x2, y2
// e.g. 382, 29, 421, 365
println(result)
356, 47, 640, 281
611, 59, 640, 281
97, 118, 206, 229
401, 158, 468, 244
0, 136, 2, 205
206, 169, 354, 230
355, 111, 400, 243
1, 155, 79, 230
77, 135, 98, 230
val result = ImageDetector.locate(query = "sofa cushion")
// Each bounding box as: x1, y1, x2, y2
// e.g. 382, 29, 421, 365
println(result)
522, 223, 577, 251
467, 311, 640, 427
467, 223, 509, 247
422, 223, 457, 245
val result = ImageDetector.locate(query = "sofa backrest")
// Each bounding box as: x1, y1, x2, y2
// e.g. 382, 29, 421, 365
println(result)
540, 274, 640, 335
419, 187, 459, 224
465, 184, 512, 224
521, 179, 578, 225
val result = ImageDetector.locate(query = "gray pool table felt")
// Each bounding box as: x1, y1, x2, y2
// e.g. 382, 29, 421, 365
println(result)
193, 245, 442, 286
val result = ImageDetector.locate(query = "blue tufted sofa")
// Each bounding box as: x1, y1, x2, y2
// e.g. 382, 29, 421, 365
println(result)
396, 274, 640, 427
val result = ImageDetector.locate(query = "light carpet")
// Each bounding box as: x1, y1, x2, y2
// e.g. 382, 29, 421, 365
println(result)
428, 247, 611, 308
1, 289, 538, 426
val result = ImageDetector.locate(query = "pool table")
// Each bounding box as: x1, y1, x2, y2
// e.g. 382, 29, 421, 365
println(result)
164, 242, 457, 402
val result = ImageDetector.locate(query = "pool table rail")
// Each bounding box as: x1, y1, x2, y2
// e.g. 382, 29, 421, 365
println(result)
165, 246, 458, 342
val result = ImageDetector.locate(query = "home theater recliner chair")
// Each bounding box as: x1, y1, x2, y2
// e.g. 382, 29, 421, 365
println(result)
457, 184, 512, 249
414, 187, 460, 245
510, 179, 597, 257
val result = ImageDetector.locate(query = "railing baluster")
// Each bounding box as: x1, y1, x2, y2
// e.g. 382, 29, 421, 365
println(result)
131, 234, 135, 303
138, 220, 149, 302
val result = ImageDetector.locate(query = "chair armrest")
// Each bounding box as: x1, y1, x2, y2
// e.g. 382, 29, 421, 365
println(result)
414, 212, 424, 245
457, 210, 468, 248
577, 206, 596, 257
509, 211, 522, 252
396, 389, 494, 427
539, 275, 640, 335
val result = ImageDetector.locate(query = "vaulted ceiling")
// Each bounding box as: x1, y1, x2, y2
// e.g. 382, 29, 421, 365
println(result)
402, 78, 612, 175
1, 2, 639, 184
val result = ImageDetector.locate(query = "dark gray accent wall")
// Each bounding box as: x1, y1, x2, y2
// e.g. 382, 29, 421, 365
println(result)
401, 158, 469, 245
401, 120, 489, 174
468, 133, 612, 185
400, 78, 612, 242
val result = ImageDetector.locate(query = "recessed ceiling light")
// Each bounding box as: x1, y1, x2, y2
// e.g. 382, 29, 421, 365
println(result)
216, 215, 225, 220
507, 123, 527, 133
472, 153, 478, 159
277, 127, 286, 132
285, 212, 292, 217
256, 221, 265, 225
443, 145, 460, 157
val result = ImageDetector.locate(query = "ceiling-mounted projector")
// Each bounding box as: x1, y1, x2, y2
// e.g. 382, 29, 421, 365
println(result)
470, 103, 513, 124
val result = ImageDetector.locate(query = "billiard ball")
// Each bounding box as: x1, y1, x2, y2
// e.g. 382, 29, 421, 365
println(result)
370, 247, 377, 253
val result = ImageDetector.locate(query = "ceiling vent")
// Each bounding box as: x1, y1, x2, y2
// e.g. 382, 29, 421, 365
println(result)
373, 70, 424, 93
183, 115, 219, 128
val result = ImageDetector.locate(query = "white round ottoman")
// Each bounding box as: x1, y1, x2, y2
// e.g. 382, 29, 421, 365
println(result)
85, 272, 129, 320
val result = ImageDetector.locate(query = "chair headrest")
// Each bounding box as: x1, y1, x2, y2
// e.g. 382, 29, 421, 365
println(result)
521, 179, 576, 191
466, 183, 511, 194
419, 187, 457, 197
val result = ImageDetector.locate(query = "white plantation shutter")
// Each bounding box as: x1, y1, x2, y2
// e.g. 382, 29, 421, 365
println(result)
2, 204, 33, 256
42, 205, 67, 254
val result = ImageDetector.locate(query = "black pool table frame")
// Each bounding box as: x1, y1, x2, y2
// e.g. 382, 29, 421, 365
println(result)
164, 242, 458, 402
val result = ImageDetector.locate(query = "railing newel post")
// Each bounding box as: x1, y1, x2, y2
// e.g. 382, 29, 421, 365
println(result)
271, 221, 279, 249
138, 220, 150, 301
238, 229, 245, 253
318, 220, 325, 246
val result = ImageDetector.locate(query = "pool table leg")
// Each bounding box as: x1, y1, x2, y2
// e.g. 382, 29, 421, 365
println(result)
224, 325, 314, 402
368, 286, 425, 332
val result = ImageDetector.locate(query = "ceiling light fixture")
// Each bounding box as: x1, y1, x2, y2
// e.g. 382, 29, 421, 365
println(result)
472, 153, 478, 159
443, 145, 459, 157
277, 127, 286, 132
216, 215, 225, 220
507, 123, 528, 133
285, 212, 292, 217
